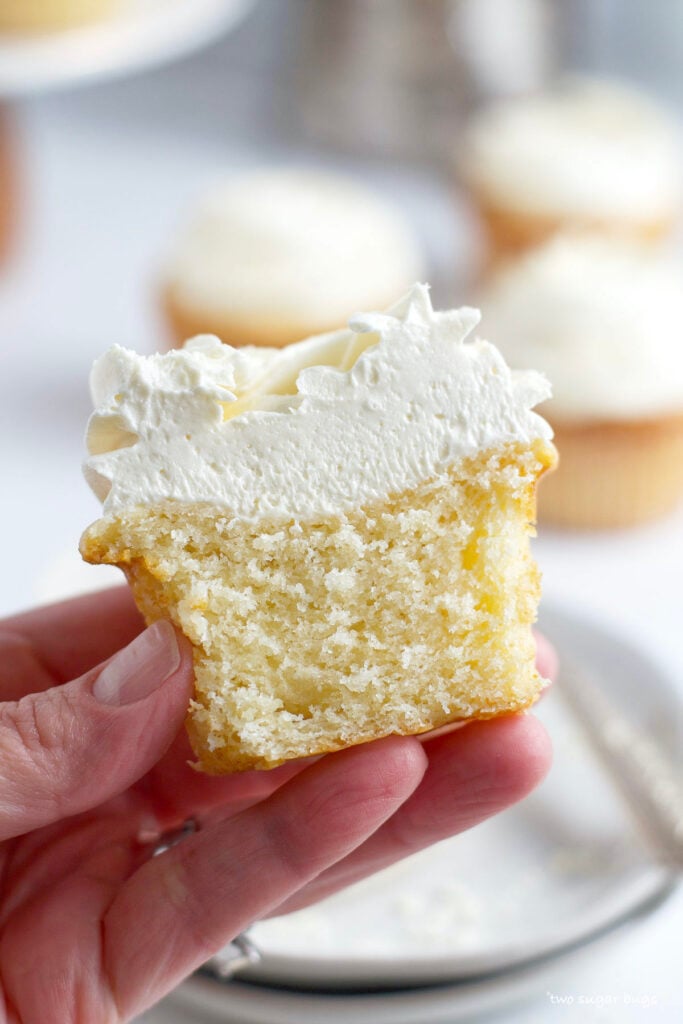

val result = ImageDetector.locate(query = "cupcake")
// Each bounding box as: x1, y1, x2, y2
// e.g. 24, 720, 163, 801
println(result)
459, 78, 681, 266
0, 0, 114, 31
478, 235, 683, 528
160, 169, 424, 350
81, 284, 556, 772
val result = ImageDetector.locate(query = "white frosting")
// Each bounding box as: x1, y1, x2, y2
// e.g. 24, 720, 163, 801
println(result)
163, 169, 424, 325
479, 235, 683, 421
461, 78, 681, 220
84, 285, 552, 521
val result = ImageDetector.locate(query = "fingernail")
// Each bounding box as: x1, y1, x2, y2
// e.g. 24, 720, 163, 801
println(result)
93, 621, 181, 706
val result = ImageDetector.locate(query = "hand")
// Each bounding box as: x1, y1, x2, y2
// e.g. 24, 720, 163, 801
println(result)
0, 588, 553, 1023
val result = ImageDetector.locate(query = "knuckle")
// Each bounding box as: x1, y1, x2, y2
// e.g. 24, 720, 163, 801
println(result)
8, 689, 73, 758
7, 697, 55, 756
155, 850, 219, 957
0, 689, 83, 817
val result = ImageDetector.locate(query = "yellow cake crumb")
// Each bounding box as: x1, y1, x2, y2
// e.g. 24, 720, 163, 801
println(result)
81, 440, 555, 772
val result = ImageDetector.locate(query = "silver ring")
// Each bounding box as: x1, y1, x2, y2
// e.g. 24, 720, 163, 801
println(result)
151, 817, 198, 856
204, 932, 262, 978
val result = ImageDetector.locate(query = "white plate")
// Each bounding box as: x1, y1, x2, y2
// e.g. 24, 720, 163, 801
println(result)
163, 912, 673, 1024
174, 602, 678, 1004
0, 0, 255, 96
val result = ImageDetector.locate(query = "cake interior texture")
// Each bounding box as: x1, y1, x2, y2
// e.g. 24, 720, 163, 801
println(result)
81, 439, 554, 773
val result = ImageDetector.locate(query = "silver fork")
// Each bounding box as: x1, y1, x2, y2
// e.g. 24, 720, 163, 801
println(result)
558, 659, 683, 872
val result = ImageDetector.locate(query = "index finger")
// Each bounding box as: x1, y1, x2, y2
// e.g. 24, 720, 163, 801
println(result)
1, 586, 144, 685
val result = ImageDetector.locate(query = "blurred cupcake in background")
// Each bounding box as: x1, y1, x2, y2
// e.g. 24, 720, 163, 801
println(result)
160, 168, 425, 349
459, 78, 682, 268
478, 234, 683, 529
0, 0, 114, 31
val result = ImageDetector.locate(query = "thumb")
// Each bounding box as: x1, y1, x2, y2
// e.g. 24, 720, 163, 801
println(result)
0, 620, 193, 841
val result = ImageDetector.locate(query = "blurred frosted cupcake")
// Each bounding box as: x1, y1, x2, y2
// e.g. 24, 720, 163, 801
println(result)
0, 0, 114, 30
160, 169, 424, 349
460, 79, 681, 266
479, 235, 683, 528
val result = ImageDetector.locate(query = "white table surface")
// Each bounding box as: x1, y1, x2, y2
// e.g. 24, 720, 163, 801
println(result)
0, 63, 681, 1023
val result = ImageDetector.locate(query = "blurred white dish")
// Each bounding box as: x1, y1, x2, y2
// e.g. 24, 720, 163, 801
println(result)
163, 919, 673, 1024
0, 0, 255, 96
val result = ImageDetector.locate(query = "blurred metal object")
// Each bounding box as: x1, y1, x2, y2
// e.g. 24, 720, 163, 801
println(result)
289, 0, 555, 162
450, 0, 555, 99
152, 817, 198, 857
292, 0, 467, 160
558, 660, 683, 872
204, 933, 262, 979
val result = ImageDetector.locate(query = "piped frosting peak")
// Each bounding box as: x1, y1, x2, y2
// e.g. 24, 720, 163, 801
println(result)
84, 284, 553, 520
